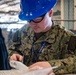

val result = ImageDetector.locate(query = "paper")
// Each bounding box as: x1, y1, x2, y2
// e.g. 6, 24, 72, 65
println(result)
22, 67, 54, 75
0, 68, 54, 75
10, 60, 28, 70
0, 61, 54, 75
0, 70, 25, 75
0, 61, 74, 75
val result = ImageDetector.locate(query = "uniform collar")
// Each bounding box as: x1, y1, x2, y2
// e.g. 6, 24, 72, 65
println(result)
32, 25, 60, 44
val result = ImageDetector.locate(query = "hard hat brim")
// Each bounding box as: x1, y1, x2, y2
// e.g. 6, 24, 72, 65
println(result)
19, 0, 57, 20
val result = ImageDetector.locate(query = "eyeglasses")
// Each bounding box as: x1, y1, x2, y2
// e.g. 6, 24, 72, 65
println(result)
28, 14, 46, 23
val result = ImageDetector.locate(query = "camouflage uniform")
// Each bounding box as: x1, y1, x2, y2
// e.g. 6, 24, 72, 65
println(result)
8, 24, 76, 74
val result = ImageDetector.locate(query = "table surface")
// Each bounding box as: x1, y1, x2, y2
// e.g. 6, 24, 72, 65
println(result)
0, 70, 76, 75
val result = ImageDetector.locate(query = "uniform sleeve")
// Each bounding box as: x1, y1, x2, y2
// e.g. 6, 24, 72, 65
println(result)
8, 25, 31, 58
8, 30, 23, 58
49, 56, 76, 74
49, 31, 76, 74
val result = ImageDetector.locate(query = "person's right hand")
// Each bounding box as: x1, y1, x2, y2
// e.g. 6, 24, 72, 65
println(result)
10, 54, 23, 62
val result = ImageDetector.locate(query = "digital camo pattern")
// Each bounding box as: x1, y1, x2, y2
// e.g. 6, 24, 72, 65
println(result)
8, 24, 76, 74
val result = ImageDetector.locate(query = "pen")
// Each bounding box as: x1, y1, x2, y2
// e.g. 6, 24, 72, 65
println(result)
52, 66, 59, 70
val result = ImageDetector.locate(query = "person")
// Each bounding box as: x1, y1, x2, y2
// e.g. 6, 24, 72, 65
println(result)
8, 0, 76, 74
0, 28, 10, 70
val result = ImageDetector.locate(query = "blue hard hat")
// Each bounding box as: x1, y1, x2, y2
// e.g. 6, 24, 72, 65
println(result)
19, 0, 57, 20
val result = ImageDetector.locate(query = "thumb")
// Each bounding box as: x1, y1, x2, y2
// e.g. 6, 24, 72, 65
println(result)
16, 54, 23, 62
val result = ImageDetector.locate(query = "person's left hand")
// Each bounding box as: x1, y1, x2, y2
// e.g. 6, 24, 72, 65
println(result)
29, 61, 54, 75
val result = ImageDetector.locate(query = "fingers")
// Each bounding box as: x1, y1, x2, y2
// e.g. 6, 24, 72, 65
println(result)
10, 54, 23, 62
29, 61, 51, 69
29, 66, 43, 71
16, 54, 23, 61
48, 68, 54, 75
47, 70, 55, 75
49, 73, 55, 75
10, 54, 17, 61
29, 66, 54, 75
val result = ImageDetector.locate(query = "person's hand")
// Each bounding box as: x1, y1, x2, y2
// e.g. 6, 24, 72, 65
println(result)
10, 54, 23, 62
29, 61, 51, 69
29, 61, 54, 75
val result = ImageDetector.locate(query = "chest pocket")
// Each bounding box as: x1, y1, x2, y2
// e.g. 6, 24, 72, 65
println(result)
68, 36, 76, 51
